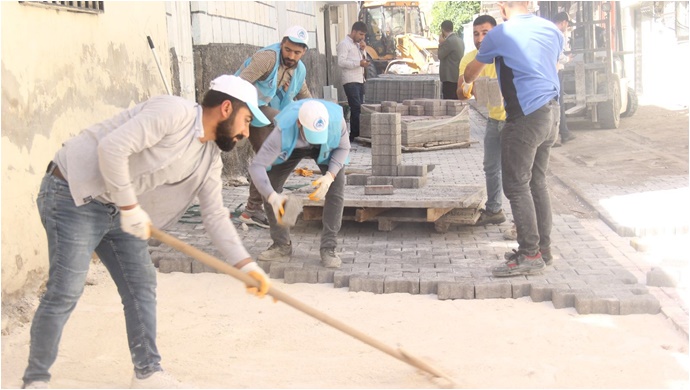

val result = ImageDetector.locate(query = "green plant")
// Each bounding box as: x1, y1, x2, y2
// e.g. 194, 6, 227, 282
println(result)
429, 1, 481, 37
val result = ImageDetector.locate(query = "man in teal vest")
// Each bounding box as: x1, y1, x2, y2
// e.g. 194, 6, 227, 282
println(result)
236, 26, 313, 229
248, 99, 350, 268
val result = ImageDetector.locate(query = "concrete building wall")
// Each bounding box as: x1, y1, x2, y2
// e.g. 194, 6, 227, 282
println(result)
1, 2, 170, 302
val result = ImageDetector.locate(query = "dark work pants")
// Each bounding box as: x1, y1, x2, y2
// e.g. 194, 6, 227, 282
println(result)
262, 148, 345, 250
246, 106, 280, 211
442, 81, 459, 100
500, 100, 559, 256
343, 82, 364, 141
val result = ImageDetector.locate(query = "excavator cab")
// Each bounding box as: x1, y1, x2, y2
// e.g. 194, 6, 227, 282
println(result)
359, 1, 439, 75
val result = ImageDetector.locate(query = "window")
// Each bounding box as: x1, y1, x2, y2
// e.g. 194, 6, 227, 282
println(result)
20, 1, 104, 14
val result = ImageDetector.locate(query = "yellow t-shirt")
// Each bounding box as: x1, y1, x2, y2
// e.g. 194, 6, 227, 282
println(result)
459, 49, 506, 121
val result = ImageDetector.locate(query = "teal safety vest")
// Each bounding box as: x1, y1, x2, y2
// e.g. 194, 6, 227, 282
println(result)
235, 43, 307, 110
270, 99, 346, 169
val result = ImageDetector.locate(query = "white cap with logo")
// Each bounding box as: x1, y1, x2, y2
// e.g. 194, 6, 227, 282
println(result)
298, 100, 329, 145
209, 75, 270, 127
283, 25, 309, 46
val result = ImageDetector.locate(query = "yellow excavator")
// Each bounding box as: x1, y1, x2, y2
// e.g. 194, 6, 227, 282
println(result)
358, 1, 439, 75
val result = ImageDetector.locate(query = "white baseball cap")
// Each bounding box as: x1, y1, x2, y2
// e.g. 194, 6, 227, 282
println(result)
298, 100, 329, 144
283, 25, 309, 46
209, 75, 270, 127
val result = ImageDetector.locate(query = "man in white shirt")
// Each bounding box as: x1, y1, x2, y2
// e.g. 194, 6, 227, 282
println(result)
21, 75, 272, 389
337, 21, 370, 142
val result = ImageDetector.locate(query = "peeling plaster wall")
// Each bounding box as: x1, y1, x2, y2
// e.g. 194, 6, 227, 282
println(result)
1, 2, 170, 302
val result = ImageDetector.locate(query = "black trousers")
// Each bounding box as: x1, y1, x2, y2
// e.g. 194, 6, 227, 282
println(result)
442, 81, 458, 100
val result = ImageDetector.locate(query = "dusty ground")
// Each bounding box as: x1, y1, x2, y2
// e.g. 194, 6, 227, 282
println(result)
2, 261, 688, 389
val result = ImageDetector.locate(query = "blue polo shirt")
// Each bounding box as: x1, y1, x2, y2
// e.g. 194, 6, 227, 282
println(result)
476, 14, 562, 121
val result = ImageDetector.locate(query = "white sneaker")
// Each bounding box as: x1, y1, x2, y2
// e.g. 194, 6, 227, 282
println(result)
130, 371, 188, 389
23, 381, 50, 389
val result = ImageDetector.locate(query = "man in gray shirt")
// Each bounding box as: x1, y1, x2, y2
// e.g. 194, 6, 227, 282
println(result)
22, 75, 271, 389
438, 20, 464, 99
249, 99, 350, 268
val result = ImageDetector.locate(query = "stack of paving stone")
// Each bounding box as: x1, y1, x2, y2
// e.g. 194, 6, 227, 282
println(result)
473, 76, 503, 107
347, 113, 429, 191
365, 74, 441, 103
359, 99, 470, 147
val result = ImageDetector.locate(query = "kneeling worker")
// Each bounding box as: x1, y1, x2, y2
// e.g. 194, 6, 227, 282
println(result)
249, 99, 350, 268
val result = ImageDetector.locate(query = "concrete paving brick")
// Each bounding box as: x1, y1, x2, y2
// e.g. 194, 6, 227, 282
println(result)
191, 259, 217, 274
552, 288, 595, 309
530, 283, 569, 302
475, 281, 512, 299
396, 165, 427, 176
575, 295, 620, 315
347, 174, 369, 186
284, 268, 319, 284
384, 276, 420, 294
647, 267, 680, 287
268, 263, 303, 279
158, 253, 193, 274
505, 280, 531, 297
364, 185, 395, 195
318, 269, 335, 283
437, 281, 474, 300
349, 275, 385, 293
619, 294, 661, 315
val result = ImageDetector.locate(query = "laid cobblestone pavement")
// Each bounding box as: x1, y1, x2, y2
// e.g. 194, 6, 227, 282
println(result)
151, 103, 688, 336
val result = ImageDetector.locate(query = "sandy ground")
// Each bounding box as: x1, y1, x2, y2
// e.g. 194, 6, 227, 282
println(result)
1, 262, 688, 389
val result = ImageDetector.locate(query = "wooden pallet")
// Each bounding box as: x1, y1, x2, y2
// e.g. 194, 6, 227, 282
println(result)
354, 137, 476, 152
303, 204, 481, 232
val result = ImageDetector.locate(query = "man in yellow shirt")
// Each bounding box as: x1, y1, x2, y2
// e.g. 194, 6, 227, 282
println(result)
457, 15, 508, 226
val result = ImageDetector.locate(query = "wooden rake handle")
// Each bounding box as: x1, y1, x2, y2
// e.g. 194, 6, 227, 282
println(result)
150, 227, 456, 386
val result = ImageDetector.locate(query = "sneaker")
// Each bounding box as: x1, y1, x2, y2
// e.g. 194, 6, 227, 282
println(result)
503, 224, 517, 240
492, 249, 545, 277
258, 242, 292, 262
475, 209, 507, 226
23, 381, 49, 389
131, 370, 186, 389
561, 132, 577, 144
320, 248, 342, 268
238, 208, 270, 229
541, 247, 553, 266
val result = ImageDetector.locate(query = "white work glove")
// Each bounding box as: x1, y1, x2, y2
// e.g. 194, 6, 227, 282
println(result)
461, 82, 474, 99
267, 191, 288, 224
119, 205, 152, 240
309, 172, 335, 201
239, 262, 272, 299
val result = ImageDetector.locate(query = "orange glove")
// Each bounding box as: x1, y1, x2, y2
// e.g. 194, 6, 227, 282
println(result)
461, 82, 474, 99
309, 172, 335, 201
239, 262, 271, 298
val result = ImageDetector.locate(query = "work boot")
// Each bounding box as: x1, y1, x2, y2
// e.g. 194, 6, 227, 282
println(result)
561, 132, 577, 144
131, 371, 187, 389
258, 242, 292, 262
541, 247, 553, 266
320, 248, 342, 268
492, 249, 545, 277
238, 207, 270, 229
475, 209, 507, 226
503, 223, 517, 240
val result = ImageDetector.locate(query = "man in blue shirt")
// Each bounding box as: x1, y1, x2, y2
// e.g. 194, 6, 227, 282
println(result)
464, 1, 562, 277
